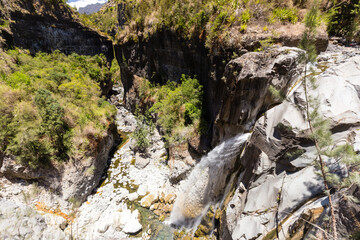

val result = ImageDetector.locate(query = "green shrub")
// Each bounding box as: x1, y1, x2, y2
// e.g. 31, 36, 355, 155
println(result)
327, 0, 360, 41
241, 9, 251, 23
132, 111, 154, 151
149, 74, 203, 146
269, 7, 298, 24
5, 72, 31, 88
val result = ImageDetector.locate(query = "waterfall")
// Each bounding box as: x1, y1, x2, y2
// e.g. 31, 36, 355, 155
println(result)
169, 133, 250, 228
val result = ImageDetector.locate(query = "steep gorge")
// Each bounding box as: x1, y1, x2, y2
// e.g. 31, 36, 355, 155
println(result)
0, 0, 359, 239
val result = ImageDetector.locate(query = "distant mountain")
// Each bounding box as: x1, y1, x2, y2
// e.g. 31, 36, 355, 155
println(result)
78, 3, 105, 14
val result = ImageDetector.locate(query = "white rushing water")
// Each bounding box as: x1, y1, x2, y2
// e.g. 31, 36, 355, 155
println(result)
169, 133, 251, 229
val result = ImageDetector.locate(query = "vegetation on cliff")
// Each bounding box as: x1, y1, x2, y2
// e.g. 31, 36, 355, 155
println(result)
0, 49, 117, 168
77, 0, 359, 47
135, 75, 203, 148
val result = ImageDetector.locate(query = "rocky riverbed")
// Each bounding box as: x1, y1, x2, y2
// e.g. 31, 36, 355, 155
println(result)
70, 87, 177, 239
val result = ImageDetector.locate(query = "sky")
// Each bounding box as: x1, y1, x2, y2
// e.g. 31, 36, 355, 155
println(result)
68, 0, 107, 9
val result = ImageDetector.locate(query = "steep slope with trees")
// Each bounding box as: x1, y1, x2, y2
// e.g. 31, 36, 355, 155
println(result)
0, 0, 119, 204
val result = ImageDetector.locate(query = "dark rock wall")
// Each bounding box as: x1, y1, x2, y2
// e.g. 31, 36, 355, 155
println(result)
213, 47, 304, 145
116, 34, 306, 147
0, 0, 113, 62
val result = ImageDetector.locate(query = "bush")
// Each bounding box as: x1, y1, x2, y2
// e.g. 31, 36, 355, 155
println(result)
132, 112, 154, 151
149, 74, 203, 146
241, 9, 251, 24
327, 0, 360, 41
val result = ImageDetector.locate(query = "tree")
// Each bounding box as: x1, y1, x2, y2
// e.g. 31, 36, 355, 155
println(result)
131, 110, 154, 152
327, 0, 360, 42
299, 1, 339, 238
299, 2, 360, 239
35, 89, 68, 159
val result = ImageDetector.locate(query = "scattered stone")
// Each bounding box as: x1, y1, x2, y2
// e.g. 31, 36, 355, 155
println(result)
137, 184, 148, 196
128, 192, 139, 201
141, 194, 157, 208
122, 210, 142, 234
164, 193, 176, 204
97, 221, 110, 233
135, 153, 150, 169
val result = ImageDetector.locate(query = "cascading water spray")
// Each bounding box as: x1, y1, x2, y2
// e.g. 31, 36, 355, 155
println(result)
169, 133, 251, 229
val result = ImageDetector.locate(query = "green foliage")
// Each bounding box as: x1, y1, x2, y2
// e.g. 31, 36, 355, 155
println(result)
131, 110, 154, 151
35, 89, 68, 159
269, 7, 298, 24
5, 72, 31, 88
148, 74, 203, 146
268, 85, 285, 100
78, 7, 118, 39
0, 49, 116, 168
299, 2, 320, 63
255, 37, 274, 51
327, 0, 360, 42
241, 9, 252, 24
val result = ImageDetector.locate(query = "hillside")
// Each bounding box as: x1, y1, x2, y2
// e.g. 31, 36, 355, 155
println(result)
78, 2, 105, 14
0, 0, 119, 214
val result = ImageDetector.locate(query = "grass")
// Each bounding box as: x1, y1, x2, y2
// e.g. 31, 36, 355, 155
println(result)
76, 0, 304, 48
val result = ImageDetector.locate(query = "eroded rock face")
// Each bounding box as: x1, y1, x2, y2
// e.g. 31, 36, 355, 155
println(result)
213, 47, 305, 145
221, 47, 360, 240
0, 124, 118, 203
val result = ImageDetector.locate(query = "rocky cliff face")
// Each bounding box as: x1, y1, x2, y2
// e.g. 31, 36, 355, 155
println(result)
220, 46, 360, 240
0, 0, 113, 62
116, 24, 359, 238
212, 47, 304, 145
115, 30, 212, 116
116, 27, 328, 148
0, 124, 118, 203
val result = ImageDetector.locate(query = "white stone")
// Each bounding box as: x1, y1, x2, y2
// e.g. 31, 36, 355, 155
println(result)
127, 192, 139, 201
137, 185, 148, 196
